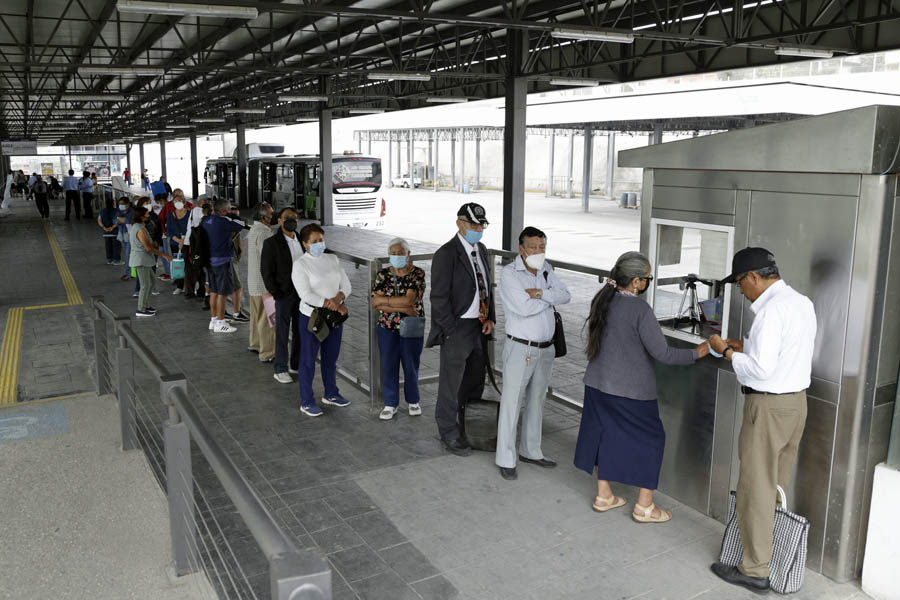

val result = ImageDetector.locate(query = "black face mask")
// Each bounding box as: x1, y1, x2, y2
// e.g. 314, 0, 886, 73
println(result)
283, 218, 298, 232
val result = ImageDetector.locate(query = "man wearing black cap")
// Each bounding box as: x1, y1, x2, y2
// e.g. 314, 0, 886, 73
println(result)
708, 247, 817, 595
427, 202, 496, 456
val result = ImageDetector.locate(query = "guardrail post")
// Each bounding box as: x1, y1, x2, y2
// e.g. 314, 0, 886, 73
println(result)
92, 296, 110, 395
161, 374, 197, 577
270, 550, 332, 600
368, 259, 383, 410
116, 342, 138, 451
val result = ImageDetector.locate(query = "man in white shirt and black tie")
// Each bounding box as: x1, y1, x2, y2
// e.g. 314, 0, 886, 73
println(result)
708, 247, 817, 595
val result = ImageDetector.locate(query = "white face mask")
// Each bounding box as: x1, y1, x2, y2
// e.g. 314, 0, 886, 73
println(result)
174, 201, 184, 210
524, 252, 545, 271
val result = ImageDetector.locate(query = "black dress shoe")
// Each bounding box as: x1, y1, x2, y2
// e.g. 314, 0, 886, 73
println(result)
441, 438, 473, 457
499, 466, 518, 480
710, 562, 769, 595
519, 455, 557, 468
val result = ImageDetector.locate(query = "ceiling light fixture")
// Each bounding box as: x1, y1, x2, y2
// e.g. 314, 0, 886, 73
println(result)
168, 124, 193, 128
348, 108, 385, 114
773, 46, 834, 59
80, 65, 165, 76
66, 109, 105, 115
116, 0, 259, 20
551, 28, 635, 44
424, 97, 469, 103
549, 78, 600, 87
367, 72, 431, 82
62, 94, 126, 101
278, 95, 328, 102
191, 117, 225, 123
295, 117, 318, 122
225, 108, 267, 114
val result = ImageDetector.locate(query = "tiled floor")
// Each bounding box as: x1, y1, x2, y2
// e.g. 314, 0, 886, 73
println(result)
0, 197, 871, 600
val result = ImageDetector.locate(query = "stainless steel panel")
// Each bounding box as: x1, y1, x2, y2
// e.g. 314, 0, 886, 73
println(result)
650, 208, 734, 227
749, 190, 856, 385
653, 169, 861, 198
620, 106, 900, 175
809, 377, 841, 405
875, 383, 897, 407
877, 177, 900, 388
655, 359, 718, 513
710, 369, 739, 522
639, 169, 654, 260
794, 396, 838, 575
825, 176, 896, 582
854, 401, 895, 575
653, 186, 736, 215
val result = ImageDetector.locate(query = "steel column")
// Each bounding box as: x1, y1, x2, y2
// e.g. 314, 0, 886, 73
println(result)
459, 129, 466, 192
502, 77, 527, 251
546, 132, 555, 198
475, 131, 481, 190
408, 132, 414, 188
93, 315, 110, 396
428, 138, 433, 184
319, 106, 333, 226
367, 139, 371, 155
125, 143, 132, 182
395, 134, 401, 178
138, 143, 145, 180
433, 132, 439, 191
605, 132, 616, 199
368, 259, 382, 409
567, 132, 574, 198
450, 134, 456, 188
236, 124, 247, 207
159, 137, 167, 179
387, 136, 392, 188
189, 133, 199, 200
582, 127, 593, 213
164, 416, 196, 575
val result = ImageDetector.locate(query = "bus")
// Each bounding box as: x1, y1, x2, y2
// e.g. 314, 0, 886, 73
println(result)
205, 151, 385, 229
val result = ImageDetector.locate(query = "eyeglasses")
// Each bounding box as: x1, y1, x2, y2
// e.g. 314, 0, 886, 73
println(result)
460, 219, 488, 231
641, 275, 654, 283
734, 273, 749, 286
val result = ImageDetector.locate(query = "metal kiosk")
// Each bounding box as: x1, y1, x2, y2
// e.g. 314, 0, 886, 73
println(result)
619, 105, 900, 582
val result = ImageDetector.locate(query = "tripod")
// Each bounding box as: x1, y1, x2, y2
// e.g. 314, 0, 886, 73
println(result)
672, 274, 711, 335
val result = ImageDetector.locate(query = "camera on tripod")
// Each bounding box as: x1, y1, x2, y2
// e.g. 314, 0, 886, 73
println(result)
669, 273, 721, 336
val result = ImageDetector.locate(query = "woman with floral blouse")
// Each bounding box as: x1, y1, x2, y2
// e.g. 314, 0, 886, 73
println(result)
371, 237, 427, 420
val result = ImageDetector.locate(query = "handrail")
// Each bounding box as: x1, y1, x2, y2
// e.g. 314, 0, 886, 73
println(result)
117, 323, 169, 380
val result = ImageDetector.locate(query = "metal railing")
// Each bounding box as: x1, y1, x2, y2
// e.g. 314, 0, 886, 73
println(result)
91, 296, 331, 600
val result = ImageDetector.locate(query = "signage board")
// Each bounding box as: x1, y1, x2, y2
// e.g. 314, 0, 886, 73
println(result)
1, 139, 38, 156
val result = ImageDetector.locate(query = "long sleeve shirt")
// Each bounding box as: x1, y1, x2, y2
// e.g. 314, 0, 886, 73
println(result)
731, 280, 817, 393
183, 207, 204, 246
202, 214, 247, 266
456, 233, 490, 319
78, 177, 94, 193
499, 255, 570, 343
291, 252, 352, 317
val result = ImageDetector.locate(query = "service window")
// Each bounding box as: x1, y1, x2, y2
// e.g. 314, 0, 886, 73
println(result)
647, 218, 734, 343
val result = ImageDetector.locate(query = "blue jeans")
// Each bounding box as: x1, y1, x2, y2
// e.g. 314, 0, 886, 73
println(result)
298, 313, 342, 408
121, 241, 131, 275
161, 235, 170, 275
377, 326, 423, 407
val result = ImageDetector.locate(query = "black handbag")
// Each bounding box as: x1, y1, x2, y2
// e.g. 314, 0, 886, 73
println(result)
543, 272, 567, 358
308, 307, 348, 342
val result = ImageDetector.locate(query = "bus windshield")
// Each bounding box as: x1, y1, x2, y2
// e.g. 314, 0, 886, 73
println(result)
332, 157, 381, 189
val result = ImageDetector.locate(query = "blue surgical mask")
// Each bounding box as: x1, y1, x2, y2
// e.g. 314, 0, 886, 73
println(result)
308, 241, 326, 257
389, 255, 407, 269
464, 229, 483, 245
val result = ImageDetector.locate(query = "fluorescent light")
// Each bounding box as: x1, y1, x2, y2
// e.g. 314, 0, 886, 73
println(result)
295, 117, 318, 122
367, 72, 431, 82
116, 0, 258, 19
551, 28, 635, 43
208, 131, 231, 135
191, 117, 225, 123
67, 109, 104, 115
278, 95, 328, 102
62, 94, 126, 101
349, 108, 385, 114
549, 78, 600, 87
773, 46, 834, 59
168, 124, 193, 128
425, 97, 469, 103
225, 108, 267, 114
147, 129, 169, 133
80, 65, 165, 76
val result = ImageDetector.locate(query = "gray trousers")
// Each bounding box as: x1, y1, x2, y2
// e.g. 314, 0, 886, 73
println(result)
495, 340, 555, 468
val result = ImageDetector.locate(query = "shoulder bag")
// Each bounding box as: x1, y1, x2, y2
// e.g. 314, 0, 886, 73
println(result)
543, 271, 567, 358
393, 271, 425, 338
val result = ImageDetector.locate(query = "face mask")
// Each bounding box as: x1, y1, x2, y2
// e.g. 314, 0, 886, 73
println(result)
524, 252, 545, 271
119, 205, 127, 212
283, 218, 298, 232
464, 229, 483, 245
389, 255, 407, 269
174, 201, 184, 210
308, 241, 326, 257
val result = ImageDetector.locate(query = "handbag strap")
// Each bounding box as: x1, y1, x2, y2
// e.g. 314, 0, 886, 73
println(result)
542, 271, 559, 314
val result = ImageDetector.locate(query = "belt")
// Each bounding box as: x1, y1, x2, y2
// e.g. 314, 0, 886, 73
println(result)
507, 334, 553, 349
740, 386, 802, 396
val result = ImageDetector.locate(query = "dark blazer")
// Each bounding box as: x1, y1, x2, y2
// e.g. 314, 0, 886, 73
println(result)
260, 232, 299, 300
426, 235, 496, 347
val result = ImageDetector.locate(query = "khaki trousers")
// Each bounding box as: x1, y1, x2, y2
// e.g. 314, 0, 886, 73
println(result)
249, 295, 275, 360
736, 390, 807, 578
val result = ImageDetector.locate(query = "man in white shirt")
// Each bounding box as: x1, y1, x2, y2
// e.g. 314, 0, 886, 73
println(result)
495, 227, 570, 480
708, 247, 817, 595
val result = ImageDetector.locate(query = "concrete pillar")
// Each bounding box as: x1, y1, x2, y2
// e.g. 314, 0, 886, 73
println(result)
139, 143, 145, 179
189, 133, 199, 200
581, 127, 593, 213
546, 132, 555, 198
236, 124, 247, 207
433, 132, 439, 192
475, 131, 481, 190
159, 137, 167, 179
387, 136, 392, 188
459, 129, 466, 193
450, 134, 456, 188
502, 30, 528, 250
358, 138, 362, 153
395, 134, 401, 177
367, 138, 372, 155
566, 131, 574, 198
408, 132, 414, 188
605, 132, 616, 200
319, 76, 333, 225
427, 138, 433, 183
651, 122, 663, 145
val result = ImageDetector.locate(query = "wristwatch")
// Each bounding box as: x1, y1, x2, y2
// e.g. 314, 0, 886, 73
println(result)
724, 347, 734, 360
536, 289, 543, 300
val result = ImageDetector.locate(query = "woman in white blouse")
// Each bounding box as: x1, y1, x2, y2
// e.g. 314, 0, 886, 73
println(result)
291, 223, 352, 417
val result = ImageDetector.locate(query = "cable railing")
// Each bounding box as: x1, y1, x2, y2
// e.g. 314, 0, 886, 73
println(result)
91, 296, 331, 600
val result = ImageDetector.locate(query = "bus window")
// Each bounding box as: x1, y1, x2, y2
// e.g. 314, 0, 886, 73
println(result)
332, 157, 381, 189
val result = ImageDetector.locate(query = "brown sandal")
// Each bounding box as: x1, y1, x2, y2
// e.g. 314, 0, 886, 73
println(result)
592, 494, 626, 513
632, 502, 672, 523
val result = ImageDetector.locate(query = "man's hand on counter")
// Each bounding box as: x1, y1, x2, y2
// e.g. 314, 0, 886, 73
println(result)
708, 335, 730, 356
724, 338, 744, 353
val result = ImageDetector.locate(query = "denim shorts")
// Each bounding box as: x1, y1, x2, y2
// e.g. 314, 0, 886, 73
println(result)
206, 263, 234, 295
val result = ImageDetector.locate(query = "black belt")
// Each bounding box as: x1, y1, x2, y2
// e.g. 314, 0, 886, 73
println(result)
740, 386, 802, 396
507, 334, 553, 349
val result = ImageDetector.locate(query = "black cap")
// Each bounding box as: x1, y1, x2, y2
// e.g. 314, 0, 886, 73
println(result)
457, 202, 489, 225
722, 247, 777, 283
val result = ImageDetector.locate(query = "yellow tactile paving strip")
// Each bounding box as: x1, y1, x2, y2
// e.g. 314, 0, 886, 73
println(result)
44, 221, 84, 307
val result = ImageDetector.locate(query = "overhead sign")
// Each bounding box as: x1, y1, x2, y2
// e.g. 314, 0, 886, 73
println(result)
1, 139, 38, 156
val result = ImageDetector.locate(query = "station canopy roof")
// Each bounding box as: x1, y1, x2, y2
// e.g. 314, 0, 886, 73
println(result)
1, 0, 898, 145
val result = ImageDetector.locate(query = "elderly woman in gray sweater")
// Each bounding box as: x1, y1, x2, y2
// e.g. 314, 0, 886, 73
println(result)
574, 251, 709, 523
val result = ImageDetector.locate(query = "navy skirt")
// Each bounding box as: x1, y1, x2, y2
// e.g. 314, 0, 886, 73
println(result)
574, 385, 666, 490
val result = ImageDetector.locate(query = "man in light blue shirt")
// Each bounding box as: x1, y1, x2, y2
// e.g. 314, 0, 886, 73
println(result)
495, 226, 571, 480
78, 170, 94, 218
62, 169, 80, 220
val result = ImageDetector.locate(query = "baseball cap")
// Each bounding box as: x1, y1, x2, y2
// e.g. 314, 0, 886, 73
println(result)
457, 202, 489, 225
722, 247, 777, 283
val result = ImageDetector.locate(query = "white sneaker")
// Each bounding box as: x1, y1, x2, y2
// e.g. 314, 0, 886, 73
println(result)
288, 368, 298, 375
273, 372, 293, 384
213, 321, 237, 333
379, 406, 398, 421
209, 319, 216, 330
172, 288, 183, 295
408, 403, 422, 417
